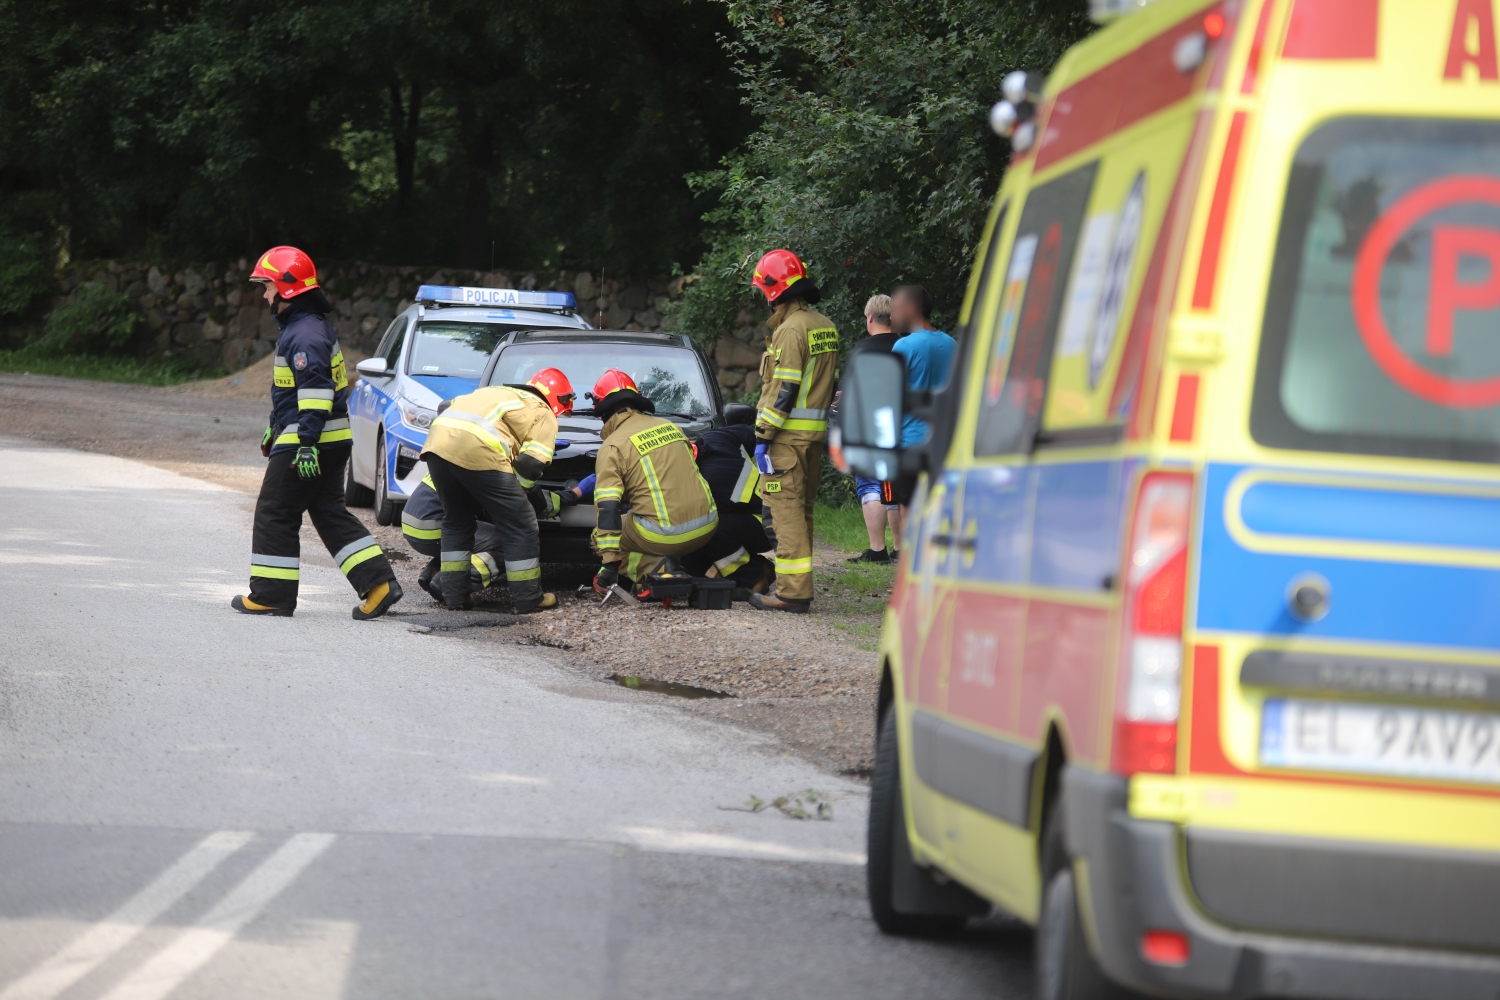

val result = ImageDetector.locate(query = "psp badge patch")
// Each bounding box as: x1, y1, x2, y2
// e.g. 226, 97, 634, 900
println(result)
293, 352, 308, 370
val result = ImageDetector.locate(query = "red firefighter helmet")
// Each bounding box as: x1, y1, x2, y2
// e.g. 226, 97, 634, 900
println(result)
589, 368, 639, 403
250, 246, 319, 299
751, 249, 808, 305
528, 367, 575, 416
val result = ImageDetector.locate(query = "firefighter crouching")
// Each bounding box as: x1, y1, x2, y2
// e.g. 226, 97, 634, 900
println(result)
419, 368, 574, 612
746, 249, 838, 614
402, 404, 584, 602
682, 406, 775, 598
232, 246, 402, 620
588, 369, 718, 594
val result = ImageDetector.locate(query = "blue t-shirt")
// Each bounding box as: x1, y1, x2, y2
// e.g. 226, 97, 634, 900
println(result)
890, 328, 956, 448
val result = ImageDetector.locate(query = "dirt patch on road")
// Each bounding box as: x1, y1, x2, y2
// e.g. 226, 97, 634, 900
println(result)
359, 509, 887, 777
2, 368, 888, 777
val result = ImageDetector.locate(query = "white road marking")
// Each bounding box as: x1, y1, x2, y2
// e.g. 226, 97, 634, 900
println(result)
99, 833, 336, 1000
0, 831, 253, 1000
619, 826, 866, 865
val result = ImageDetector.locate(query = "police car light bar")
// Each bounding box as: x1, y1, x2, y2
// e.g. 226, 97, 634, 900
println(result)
417, 285, 577, 311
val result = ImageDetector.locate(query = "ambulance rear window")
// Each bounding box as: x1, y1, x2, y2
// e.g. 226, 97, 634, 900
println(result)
1252, 117, 1500, 463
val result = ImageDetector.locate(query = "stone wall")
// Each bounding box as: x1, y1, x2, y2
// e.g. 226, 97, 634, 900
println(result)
52, 260, 766, 391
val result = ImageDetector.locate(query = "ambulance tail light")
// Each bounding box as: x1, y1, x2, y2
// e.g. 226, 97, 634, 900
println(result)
1112, 471, 1194, 775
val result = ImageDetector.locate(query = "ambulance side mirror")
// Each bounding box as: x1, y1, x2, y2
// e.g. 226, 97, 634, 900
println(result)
355, 357, 390, 378
833, 351, 905, 481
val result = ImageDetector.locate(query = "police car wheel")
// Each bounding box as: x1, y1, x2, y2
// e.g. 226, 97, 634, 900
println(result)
344, 450, 375, 507
1035, 820, 1138, 1000
374, 435, 400, 526
866, 708, 969, 938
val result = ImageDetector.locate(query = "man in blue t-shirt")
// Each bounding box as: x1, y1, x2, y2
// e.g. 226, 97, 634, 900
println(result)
889, 285, 956, 509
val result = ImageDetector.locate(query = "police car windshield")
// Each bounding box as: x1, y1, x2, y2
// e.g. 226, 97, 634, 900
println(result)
490, 342, 714, 419
1252, 118, 1500, 463
409, 322, 535, 377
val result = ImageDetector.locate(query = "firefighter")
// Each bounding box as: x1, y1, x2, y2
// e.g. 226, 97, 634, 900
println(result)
683, 407, 775, 598
403, 403, 583, 602
588, 369, 718, 594
746, 249, 838, 613
232, 246, 402, 620
419, 368, 574, 612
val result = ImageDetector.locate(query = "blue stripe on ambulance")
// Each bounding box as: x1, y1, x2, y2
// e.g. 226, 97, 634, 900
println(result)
1196, 462, 1500, 651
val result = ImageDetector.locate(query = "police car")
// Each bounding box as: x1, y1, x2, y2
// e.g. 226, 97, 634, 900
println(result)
345, 284, 591, 523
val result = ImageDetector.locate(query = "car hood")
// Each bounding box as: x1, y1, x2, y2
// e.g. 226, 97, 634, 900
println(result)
406, 375, 479, 401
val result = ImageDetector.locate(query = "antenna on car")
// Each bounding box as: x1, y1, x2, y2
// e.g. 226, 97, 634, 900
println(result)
596, 268, 605, 329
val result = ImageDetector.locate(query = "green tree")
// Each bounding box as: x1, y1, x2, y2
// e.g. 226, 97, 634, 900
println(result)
0, 0, 752, 274
668, 0, 1091, 346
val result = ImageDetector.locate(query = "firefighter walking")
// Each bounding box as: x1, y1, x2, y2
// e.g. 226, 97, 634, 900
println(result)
232, 246, 402, 619
419, 369, 573, 612
747, 249, 838, 613
588, 370, 718, 594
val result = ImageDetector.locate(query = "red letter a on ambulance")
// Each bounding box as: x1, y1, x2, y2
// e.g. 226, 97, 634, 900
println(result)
1445, 0, 1499, 81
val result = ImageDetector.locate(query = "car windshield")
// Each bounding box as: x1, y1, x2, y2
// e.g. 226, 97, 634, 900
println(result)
1252, 117, 1500, 463
408, 322, 539, 378
489, 342, 715, 418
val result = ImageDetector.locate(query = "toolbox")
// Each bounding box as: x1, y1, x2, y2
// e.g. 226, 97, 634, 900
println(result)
691, 578, 734, 610
641, 565, 695, 605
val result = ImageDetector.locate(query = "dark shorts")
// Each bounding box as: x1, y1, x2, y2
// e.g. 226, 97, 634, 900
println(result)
892, 472, 920, 508
854, 475, 898, 509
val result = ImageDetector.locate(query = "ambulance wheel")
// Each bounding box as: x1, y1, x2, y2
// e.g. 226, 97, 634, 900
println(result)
374, 435, 400, 526
1036, 816, 1138, 1000
344, 451, 374, 507
866, 708, 967, 938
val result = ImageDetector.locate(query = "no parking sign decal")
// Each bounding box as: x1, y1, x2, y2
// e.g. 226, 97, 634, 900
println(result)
1351, 174, 1500, 408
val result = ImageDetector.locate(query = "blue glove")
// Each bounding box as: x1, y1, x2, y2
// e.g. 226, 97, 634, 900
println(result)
754, 443, 774, 475
576, 474, 597, 500
554, 439, 571, 451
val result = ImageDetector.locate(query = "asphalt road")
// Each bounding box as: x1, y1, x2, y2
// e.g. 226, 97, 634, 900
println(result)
0, 440, 1032, 999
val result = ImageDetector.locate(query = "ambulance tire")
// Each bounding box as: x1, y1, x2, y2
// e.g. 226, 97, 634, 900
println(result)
866, 708, 968, 939
1036, 812, 1140, 1000
344, 452, 374, 507
374, 435, 400, 526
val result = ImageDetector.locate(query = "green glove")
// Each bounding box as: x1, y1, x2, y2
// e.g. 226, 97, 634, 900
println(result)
294, 445, 320, 479
260, 426, 274, 457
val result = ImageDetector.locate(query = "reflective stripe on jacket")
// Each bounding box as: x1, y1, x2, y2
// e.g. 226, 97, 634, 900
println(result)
593, 408, 717, 559
420, 386, 557, 474
755, 299, 838, 443
267, 307, 350, 456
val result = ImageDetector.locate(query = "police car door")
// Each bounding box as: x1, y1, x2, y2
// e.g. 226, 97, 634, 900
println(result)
353, 316, 408, 483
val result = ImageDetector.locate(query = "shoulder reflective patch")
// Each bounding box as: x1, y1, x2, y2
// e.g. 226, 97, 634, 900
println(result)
629, 422, 687, 456
808, 327, 839, 355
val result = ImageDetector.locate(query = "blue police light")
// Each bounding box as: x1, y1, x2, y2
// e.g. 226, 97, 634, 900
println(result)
417, 285, 577, 311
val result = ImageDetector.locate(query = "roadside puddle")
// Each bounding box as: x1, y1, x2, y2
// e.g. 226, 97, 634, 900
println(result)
610, 675, 733, 699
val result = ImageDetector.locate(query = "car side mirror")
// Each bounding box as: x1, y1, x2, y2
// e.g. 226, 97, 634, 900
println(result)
723, 402, 756, 426
832, 351, 905, 480
355, 357, 391, 378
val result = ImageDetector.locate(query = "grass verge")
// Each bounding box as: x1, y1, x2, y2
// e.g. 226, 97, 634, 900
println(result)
0, 350, 222, 386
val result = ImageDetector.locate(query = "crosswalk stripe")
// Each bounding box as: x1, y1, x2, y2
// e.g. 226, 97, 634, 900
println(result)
98, 833, 335, 1000
0, 831, 253, 1000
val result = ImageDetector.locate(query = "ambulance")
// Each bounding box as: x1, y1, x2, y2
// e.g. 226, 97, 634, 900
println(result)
834, 0, 1500, 996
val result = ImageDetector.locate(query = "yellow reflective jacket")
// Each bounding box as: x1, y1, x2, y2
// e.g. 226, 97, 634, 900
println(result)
755, 299, 839, 443
593, 408, 718, 561
421, 385, 558, 480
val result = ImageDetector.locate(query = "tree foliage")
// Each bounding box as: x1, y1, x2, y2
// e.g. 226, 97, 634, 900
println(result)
0, 0, 751, 274
668, 0, 1091, 345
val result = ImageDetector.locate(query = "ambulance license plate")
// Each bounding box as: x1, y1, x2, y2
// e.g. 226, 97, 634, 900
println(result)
1260, 697, 1500, 786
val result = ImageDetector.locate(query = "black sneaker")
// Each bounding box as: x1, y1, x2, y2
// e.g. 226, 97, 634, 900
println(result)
846, 548, 891, 564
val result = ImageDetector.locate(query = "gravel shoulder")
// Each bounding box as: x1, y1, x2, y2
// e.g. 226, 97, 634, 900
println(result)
0, 367, 890, 777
